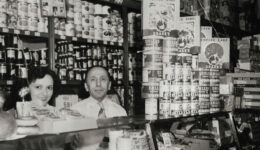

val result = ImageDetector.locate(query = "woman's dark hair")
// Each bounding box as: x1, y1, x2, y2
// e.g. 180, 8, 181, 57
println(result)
3, 67, 60, 110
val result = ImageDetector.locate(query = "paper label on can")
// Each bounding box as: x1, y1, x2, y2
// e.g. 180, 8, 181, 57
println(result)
142, 83, 159, 98
162, 63, 174, 80
143, 52, 163, 67
159, 99, 170, 117
159, 80, 170, 99
191, 83, 199, 100
182, 101, 191, 116
143, 38, 163, 51
143, 67, 162, 82
182, 65, 191, 82
174, 64, 183, 82
182, 82, 191, 100
171, 82, 183, 100
174, 102, 183, 117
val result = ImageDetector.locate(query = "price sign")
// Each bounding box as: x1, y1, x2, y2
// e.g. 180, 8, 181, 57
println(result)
14, 30, 20, 34
3, 28, 9, 32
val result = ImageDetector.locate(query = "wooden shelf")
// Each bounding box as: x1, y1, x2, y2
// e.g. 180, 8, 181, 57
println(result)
55, 34, 123, 47
0, 27, 48, 38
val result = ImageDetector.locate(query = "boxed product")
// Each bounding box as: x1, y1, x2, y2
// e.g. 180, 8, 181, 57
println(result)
201, 26, 212, 39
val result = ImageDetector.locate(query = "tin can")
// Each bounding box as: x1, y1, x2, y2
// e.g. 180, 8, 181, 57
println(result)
159, 80, 170, 99
81, 1, 89, 15
145, 98, 158, 117
163, 37, 178, 53
103, 29, 111, 41
74, 68, 82, 80
199, 68, 210, 86
89, 27, 94, 39
179, 52, 192, 65
162, 63, 174, 80
174, 63, 183, 82
159, 99, 170, 118
102, 5, 110, 15
182, 100, 191, 116
191, 82, 199, 100
183, 82, 191, 100
28, 17, 38, 31
192, 55, 198, 69
182, 63, 191, 82
143, 51, 163, 68
0, 0, 7, 13
210, 99, 221, 113
102, 17, 111, 30
75, 24, 82, 37
0, 13, 7, 28
66, 8, 74, 19
74, 12, 82, 25
171, 81, 183, 101
17, 1, 28, 17
190, 100, 199, 115
65, 23, 75, 36
163, 51, 177, 65
94, 28, 102, 40
143, 67, 162, 83
143, 36, 163, 52
82, 14, 89, 27
17, 16, 27, 30
94, 16, 102, 29
74, 0, 81, 12
88, 2, 94, 15
94, 4, 102, 14
199, 100, 210, 115
142, 82, 159, 99
28, 2, 38, 17
174, 101, 183, 117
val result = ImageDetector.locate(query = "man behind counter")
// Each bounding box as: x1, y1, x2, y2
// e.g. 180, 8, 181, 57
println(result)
71, 66, 127, 119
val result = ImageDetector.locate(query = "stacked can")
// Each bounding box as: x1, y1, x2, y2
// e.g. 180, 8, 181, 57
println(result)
65, 0, 75, 36
102, 5, 112, 41
81, 1, 94, 39
128, 12, 142, 45
27, 0, 38, 31
142, 36, 163, 119
198, 68, 210, 115
0, 0, 7, 28
209, 68, 220, 113
74, 0, 82, 37
17, 0, 29, 30
6, 0, 18, 29
190, 58, 199, 116
37, 2, 47, 33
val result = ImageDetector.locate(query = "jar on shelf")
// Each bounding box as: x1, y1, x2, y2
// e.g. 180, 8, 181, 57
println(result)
0, 63, 7, 80
58, 64, 67, 80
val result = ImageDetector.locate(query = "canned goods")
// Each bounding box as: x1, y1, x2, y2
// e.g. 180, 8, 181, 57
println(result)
94, 4, 102, 14
199, 100, 210, 115
143, 51, 163, 68
183, 82, 191, 100
81, 1, 89, 15
182, 63, 191, 82
75, 24, 82, 37
162, 63, 174, 80
28, 17, 38, 31
94, 16, 102, 29
163, 38, 178, 53
102, 17, 111, 30
28, 2, 38, 17
88, 15, 94, 27
199, 68, 210, 86
142, 82, 159, 98
191, 82, 199, 100
0, 0, 7, 13
159, 99, 170, 118
18, 16, 28, 30
145, 98, 158, 116
159, 80, 170, 99
174, 101, 183, 117
74, 68, 82, 80
0, 13, 7, 27
18, 1, 28, 17
94, 28, 102, 40
82, 27, 89, 39
171, 81, 183, 101
143, 37, 163, 52
182, 100, 191, 116
190, 100, 199, 115
192, 55, 198, 69
163, 52, 177, 65
102, 5, 110, 15
74, 12, 82, 25
89, 27, 94, 39
7, 15, 17, 29
143, 67, 162, 83
65, 23, 75, 36
174, 63, 183, 82
179, 53, 192, 65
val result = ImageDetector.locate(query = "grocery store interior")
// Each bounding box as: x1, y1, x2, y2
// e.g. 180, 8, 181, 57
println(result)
0, 0, 260, 150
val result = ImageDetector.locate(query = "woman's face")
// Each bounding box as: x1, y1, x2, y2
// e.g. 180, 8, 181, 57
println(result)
29, 74, 54, 107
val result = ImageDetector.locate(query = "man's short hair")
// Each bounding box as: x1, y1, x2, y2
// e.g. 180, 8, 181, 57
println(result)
85, 66, 110, 82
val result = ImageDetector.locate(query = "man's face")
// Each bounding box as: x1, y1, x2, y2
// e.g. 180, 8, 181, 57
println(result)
85, 67, 111, 102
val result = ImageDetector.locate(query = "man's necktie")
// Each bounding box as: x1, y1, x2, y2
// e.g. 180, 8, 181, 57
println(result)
98, 103, 106, 119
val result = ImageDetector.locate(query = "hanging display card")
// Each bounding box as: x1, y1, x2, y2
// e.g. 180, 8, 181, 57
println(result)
199, 38, 230, 69
177, 16, 200, 54
142, 0, 180, 38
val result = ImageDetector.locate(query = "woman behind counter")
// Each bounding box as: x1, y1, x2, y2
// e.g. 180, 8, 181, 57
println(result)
3, 66, 61, 115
